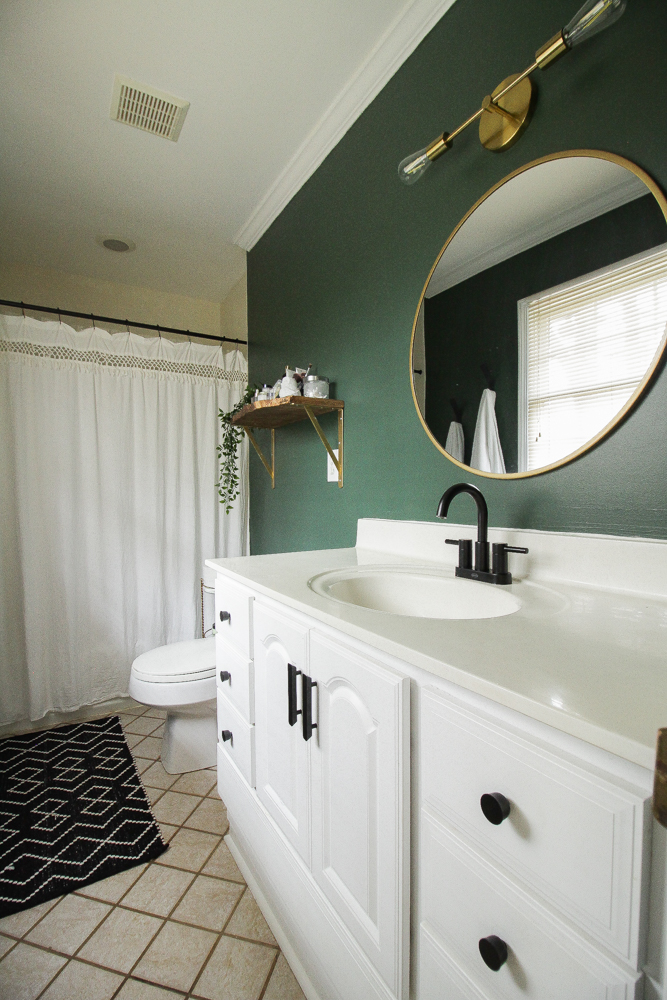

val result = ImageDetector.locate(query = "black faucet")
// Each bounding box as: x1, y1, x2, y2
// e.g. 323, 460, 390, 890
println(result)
436, 483, 528, 585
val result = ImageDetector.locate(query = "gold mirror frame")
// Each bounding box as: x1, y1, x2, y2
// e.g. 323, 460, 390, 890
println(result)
410, 149, 667, 479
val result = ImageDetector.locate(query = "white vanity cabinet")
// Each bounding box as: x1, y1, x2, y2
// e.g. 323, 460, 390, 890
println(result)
216, 590, 410, 1000
211, 569, 662, 1000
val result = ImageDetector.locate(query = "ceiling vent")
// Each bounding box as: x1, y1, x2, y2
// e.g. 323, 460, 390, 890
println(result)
110, 75, 189, 141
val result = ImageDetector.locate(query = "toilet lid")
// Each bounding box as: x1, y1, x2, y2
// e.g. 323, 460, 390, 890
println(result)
132, 637, 216, 684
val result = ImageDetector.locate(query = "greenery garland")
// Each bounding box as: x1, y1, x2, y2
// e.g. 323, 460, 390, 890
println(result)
217, 385, 255, 513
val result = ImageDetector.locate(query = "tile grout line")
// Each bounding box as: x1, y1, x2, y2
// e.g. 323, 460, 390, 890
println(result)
0, 706, 160, 999
105, 714, 250, 995
257, 948, 281, 1000
117, 860, 211, 986
186, 882, 249, 997
3, 704, 285, 1000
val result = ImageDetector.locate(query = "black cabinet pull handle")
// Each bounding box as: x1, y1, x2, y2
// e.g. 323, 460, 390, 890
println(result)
219, 670, 231, 683
221, 730, 232, 743
480, 793, 511, 825
302, 673, 318, 741
288, 664, 302, 726
219, 610, 231, 623
479, 935, 508, 971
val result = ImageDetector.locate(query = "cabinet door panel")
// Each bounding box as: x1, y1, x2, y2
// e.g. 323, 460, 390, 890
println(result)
310, 631, 409, 1000
421, 687, 649, 965
419, 924, 489, 1000
421, 811, 641, 1000
254, 602, 311, 864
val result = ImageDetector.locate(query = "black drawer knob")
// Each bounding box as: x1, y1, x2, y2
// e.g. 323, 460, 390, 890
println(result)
480, 792, 511, 825
219, 610, 231, 623
479, 935, 508, 971
219, 671, 231, 683
221, 730, 232, 743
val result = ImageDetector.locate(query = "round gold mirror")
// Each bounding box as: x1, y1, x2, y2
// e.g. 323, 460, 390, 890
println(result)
410, 150, 667, 477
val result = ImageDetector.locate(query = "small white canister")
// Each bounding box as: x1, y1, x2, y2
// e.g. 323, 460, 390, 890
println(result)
280, 370, 301, 397
303, 375, 329, 399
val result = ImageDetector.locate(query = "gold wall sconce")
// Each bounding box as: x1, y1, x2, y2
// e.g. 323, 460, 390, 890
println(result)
398, 0, 626, 184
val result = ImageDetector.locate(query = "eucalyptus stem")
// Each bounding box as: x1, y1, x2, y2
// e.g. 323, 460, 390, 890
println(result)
216, 385, 255, 513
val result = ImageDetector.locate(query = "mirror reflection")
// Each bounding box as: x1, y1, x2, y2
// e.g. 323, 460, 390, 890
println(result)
412, 152, 667, 476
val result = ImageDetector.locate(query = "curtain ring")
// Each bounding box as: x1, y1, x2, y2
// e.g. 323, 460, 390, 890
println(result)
20, 301, 26, 318
125, 319, 130, 333
91, 313, 96, 330
187, 329, 191, 344
157, 324, 162, 340
57, 307, 61, 326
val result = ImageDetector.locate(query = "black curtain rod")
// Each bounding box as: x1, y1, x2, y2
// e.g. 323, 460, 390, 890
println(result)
0, 299, 248, 346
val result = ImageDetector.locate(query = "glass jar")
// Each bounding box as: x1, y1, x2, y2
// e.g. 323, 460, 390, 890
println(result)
303, 375, 330, 399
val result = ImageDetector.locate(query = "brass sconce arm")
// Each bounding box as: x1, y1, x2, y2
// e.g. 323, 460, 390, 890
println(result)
535, 31, 569, 69
399, 0, 625, 183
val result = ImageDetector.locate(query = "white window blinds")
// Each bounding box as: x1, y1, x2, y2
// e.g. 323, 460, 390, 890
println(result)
519, 243, 667, 471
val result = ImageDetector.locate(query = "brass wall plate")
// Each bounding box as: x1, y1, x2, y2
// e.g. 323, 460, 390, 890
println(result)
654, 728, 667, 827
479, 75, 533, 151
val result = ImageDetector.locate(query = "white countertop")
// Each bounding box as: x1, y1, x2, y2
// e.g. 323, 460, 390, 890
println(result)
207, 521, 667, 771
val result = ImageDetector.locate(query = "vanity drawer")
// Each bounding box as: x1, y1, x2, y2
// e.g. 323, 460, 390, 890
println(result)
216, 637, 254, 723
214, 575, 254, 658
420, 811, 641, 1000
419, 924, 487, 1000
217, 690, 255, 788
421, 688, 649, 965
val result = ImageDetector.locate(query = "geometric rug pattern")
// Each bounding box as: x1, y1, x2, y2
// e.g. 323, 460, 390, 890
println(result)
0, 716, 167, 917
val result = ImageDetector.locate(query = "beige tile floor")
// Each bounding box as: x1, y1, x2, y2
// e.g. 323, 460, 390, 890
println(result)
0, 701, 306, 1000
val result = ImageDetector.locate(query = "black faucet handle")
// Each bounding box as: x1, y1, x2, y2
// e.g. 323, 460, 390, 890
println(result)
445, 537, 473, 571
491, 542, 529, 579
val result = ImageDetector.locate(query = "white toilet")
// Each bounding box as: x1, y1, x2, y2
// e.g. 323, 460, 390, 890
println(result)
129, 636, 217, 774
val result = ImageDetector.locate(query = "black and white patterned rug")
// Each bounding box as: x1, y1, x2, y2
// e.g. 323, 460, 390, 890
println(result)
0, 715, 167, 918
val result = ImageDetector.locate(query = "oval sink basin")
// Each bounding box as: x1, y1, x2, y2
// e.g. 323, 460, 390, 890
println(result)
308, 566, 522, 620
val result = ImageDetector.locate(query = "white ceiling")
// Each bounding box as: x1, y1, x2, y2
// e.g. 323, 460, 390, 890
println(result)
0, 0, 455, 301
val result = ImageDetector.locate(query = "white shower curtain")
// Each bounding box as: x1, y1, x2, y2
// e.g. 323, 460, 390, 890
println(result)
0, 314, 248, 725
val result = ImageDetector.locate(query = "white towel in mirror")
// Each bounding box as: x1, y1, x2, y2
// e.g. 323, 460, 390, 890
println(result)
470, 388, 506, 474
444, 421, 464, 463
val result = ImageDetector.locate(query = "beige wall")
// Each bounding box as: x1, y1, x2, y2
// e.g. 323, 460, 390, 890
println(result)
0, 261, 247, 354
220, 276, 247, 348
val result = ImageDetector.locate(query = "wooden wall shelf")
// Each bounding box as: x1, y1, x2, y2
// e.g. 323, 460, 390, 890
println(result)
232, 396, 344, 488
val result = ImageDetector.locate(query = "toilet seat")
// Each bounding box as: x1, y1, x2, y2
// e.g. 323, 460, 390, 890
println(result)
129, 636, 216, 707
132, 637, 216, 684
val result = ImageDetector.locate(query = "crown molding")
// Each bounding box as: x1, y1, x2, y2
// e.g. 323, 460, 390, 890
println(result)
234, 0, 458, 251
426, 174, 647, 297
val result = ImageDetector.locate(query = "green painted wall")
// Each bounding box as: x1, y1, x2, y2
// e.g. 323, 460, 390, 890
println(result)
248, 0, 667, 553
424, 194, 667, 472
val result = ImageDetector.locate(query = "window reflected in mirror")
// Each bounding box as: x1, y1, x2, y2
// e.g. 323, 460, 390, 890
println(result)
411, 152, 667, 478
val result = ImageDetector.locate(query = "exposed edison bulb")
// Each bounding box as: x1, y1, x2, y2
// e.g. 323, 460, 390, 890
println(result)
398, 147, 433, 185
563, 0, 626, 48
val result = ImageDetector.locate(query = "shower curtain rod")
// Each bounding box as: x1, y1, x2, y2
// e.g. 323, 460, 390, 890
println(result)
0, 298, 247, 346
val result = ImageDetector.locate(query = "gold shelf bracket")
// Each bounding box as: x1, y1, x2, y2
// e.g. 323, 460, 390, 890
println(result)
304, 405, 344, 488
235, 397, 344, 489
244, 427, 275, 489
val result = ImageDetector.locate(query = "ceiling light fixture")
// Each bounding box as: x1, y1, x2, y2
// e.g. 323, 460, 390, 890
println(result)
398, 0, 626, 185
